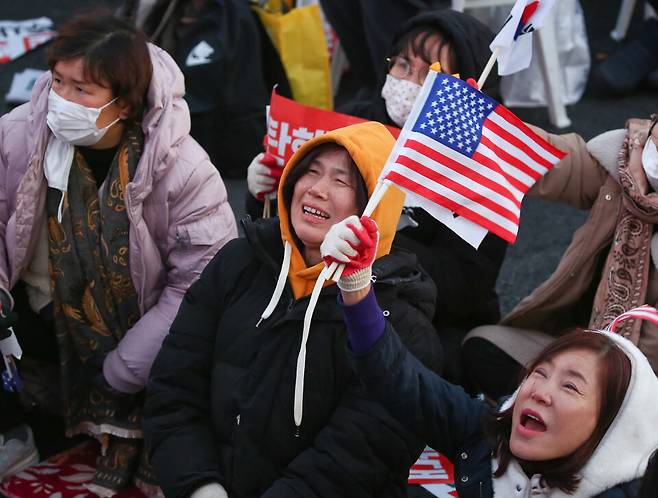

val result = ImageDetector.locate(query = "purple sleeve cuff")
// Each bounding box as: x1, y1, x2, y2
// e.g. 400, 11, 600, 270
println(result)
338, 288, 385, 354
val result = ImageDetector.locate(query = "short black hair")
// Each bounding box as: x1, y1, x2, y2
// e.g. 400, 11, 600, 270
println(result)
387, 25, 456, 71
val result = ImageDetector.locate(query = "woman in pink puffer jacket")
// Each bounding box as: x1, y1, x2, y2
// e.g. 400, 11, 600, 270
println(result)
0, 12, 236, 496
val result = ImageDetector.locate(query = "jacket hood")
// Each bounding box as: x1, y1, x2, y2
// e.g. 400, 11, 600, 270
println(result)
500, 330, 658, 497
367, 9, 499, 126
277, 121, 404, 299
129, 43, 191, 200
571, 331, 658, 497
393, 10, 500, 94
28, 43, 191, 203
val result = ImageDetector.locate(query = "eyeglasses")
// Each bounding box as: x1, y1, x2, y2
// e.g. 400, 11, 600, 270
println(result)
386, 56, 430, 85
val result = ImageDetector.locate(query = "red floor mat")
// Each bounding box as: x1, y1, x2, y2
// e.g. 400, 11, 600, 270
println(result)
2, 443, 456, 498
0, 440, 145, 498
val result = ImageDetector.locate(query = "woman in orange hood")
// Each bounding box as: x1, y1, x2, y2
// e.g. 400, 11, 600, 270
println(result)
143, 122, 443, 498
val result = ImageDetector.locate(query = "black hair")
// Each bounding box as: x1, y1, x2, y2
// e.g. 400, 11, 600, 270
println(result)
385, 10, 500, 95
387, 24, 456, 71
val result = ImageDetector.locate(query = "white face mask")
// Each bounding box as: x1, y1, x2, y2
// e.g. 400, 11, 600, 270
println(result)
47, 89, 120, 146
642, 136, 658, 192
381, 74, 422, 128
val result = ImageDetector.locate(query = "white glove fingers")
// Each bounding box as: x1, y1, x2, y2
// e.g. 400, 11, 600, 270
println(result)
322, 238, 355, 262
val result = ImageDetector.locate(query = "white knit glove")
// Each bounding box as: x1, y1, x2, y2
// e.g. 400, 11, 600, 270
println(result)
321, 215, 379, 292
190, 482, 228, 498
247, 152, 281, 201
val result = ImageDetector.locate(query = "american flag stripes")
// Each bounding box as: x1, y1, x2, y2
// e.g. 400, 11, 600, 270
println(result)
606, 305, 658, 334
382, 70, 565, 243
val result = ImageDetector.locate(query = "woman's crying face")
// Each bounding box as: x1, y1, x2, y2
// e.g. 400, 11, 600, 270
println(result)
290, 148, 360, 264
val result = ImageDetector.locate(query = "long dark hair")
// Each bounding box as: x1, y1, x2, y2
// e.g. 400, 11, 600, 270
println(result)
47, 11, 152, 121
488, 330, 632, 494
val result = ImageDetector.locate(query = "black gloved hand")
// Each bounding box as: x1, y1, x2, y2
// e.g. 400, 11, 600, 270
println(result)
0, 291, 17, 341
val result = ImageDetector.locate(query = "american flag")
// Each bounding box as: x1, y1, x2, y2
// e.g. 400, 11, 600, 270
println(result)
382, 70, 565, 243
606, 305, 658, 334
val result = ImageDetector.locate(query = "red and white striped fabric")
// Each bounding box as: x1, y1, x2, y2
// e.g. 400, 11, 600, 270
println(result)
382, 70, 566, 243
606, 305, 658, 333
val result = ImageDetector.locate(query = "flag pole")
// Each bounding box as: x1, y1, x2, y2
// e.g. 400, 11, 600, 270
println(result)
476, 46, 500, 90
330, 180, 392, 282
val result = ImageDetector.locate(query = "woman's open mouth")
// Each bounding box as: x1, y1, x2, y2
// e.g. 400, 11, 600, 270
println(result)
520, 409, 547, 432
302, 205, 330, 220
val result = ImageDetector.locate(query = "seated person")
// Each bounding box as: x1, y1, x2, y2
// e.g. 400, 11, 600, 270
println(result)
463, 114, 658, 399
0, 12, 237, 494
143, 122, 443, 498
323, 220, 657, 496
247, 9, 507, 388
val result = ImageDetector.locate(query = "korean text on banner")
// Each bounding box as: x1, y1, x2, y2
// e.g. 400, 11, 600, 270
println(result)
381, 70, 566, 245
266, 88, 400, 167
408, 447, 457, 498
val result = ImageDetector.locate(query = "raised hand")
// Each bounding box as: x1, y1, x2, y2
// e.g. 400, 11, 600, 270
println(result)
321, 215, 379, 292
247, 152, 283, 201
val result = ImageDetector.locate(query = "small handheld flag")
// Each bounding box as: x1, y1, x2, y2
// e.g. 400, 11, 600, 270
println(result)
0, 325, 22, 392
487, 0, 557, 78
380, 66, 565, 246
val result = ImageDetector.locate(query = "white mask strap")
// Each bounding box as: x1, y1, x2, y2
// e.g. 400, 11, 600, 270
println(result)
98, 97, 118, 111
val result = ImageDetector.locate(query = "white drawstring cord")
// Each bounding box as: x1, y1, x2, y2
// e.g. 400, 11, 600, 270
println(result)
57, 192, 66, 223
257, 240, 292, 327
290, 180, 391, 429
293, 180, 393, 428
293, 263, 334, 428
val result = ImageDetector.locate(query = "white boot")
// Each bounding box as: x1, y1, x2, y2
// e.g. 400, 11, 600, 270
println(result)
0, 424, 39, 480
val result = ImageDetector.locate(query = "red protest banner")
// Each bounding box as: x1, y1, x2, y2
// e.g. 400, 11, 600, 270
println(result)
408, 447, 455, 485
266, 88, 400, 166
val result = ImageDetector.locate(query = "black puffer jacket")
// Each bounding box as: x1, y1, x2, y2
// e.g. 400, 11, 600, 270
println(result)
144, 218, 443, 498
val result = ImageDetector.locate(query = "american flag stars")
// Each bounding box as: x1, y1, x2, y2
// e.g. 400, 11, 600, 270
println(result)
413, 76, 498, 156
385, 71, 565, 243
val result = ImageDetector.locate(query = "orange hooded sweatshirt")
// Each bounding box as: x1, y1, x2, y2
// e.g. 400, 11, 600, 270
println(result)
276, 121, 405, 300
